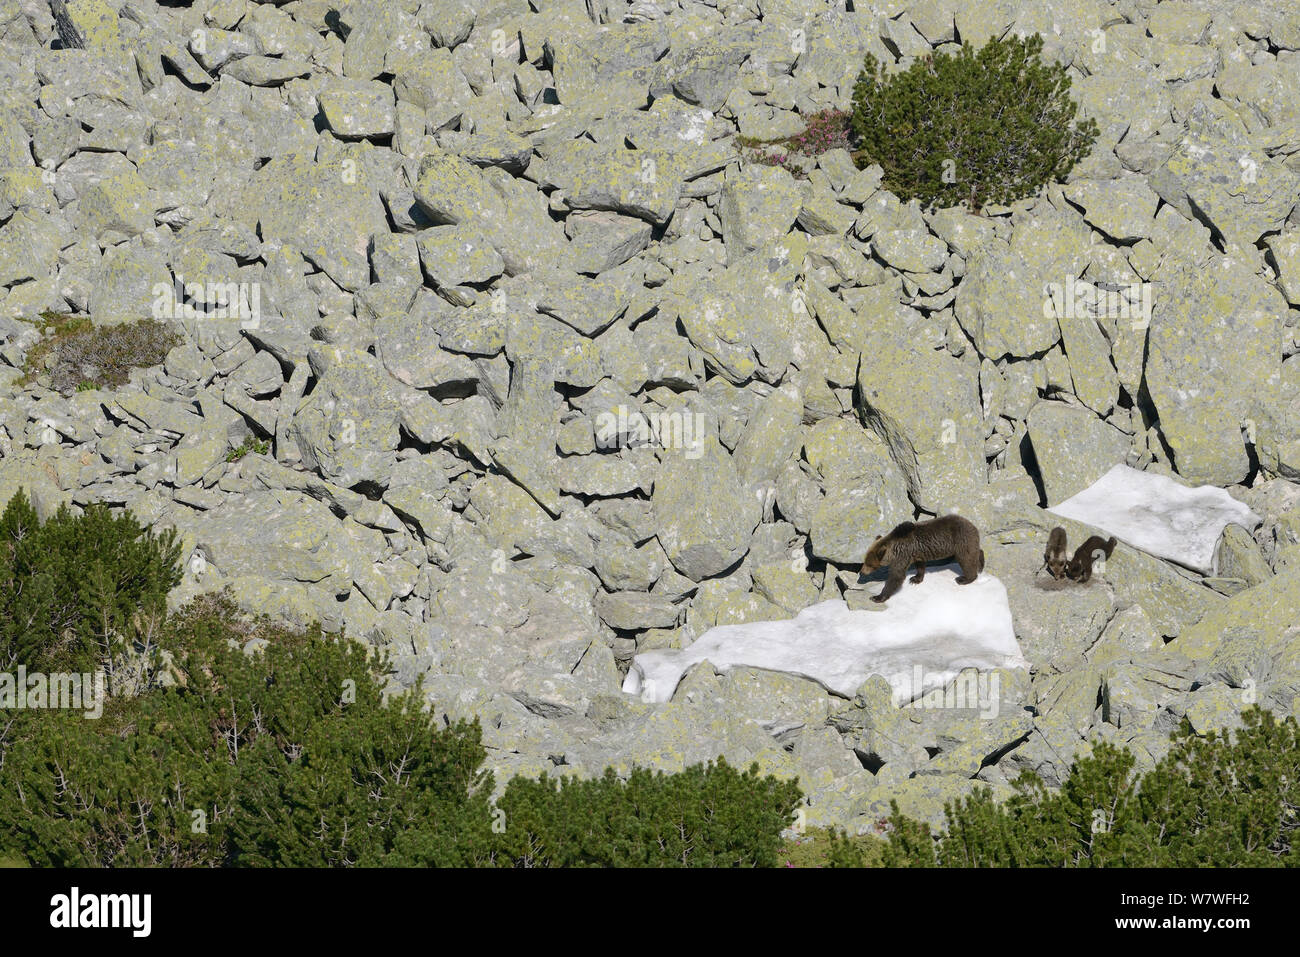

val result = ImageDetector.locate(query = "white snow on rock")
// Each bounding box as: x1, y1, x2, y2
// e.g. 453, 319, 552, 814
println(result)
623, 568, 1027, 704
1048, 464, 1260, 575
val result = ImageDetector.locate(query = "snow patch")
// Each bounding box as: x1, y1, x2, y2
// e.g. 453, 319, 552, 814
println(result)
1048, 464, 1260, 575
623, 568, 1027, 704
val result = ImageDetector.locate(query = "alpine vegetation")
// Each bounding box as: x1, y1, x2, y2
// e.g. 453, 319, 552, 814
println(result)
850, 34, 1099, 210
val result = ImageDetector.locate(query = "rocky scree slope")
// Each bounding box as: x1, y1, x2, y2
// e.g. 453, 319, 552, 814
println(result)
0, 0, 1299, 833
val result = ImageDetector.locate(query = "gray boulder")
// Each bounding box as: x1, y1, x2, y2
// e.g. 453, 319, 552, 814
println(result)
652, 437, 761, 581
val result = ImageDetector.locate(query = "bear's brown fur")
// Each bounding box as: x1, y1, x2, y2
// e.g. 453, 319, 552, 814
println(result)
1066, 535, 1117, 583
1044, 526, 1069, 580
859, 514, 985, 604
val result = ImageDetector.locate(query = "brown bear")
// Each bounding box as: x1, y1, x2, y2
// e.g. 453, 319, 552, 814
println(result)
1065, 534, 1117, 583
858, 514, 985, 604
1043, 526, 1069, 580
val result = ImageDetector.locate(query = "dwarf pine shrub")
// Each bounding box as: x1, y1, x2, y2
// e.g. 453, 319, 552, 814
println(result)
850, 34, 1097, 210
495, 759, 803, 867
0, 571, 804, 867
0, 592, 500, 867
0, 490, 181, 674
825, 708, 1300, 867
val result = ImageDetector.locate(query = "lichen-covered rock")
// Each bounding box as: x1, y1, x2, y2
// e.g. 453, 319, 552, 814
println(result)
564, 210, 652, 275
1106, 546, 1223, 641
319, 78, 396, 138
871, 226, 949, 274
588, 664, 823, 785
650, 33, 749, 112
796, 186, 858, 238
1172, 561, 1300, 665
419, 0, 476, 50
652, 437, 761, 582
1063, 177, 1160, 243
1052, 289, 1121, 416
955, 238, 1061, 359
1026, 401, 1133, 504
1265, 231, 1300, 306
731, 384, 803, 486
221, 55, 313, 86
76, 168, 154, 238
1148, 134, 1300, 249
1262, 355, 1300, 479
719, 164, 801, 257
229, 150, 388, 292
461, 474, 553, 556
1145, 252, 1285, 485
291, 345, 403, 488
166, 489, 354, 598
393, 48, 475, 129
594, 590, 682, 630
548, 18, 666, 108
803, 417, 911, 566
0, 210, 64, 287
491, 358, 562, 517
416, 224, 505, 290
384, 481, 455, 546
537, 138, 687, 226
339, 3, 427, 79
533, 266, 637, 338
413, 147, 508, 227
855, 774, 1010, 833
672, 237, 810, 385
1213, 524, 1273, 595
88, 245, 170, 326
855, 331, 984, 513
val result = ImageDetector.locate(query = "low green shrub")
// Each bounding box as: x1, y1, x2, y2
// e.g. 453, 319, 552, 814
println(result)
0, 593, 498, 867
827, 708, 1300, 867
0, 489, 181, 674
495, 760, 802, 867
783, 826, 887, 868
850, 34, 1097, 210
0, 576, 803, 867
226, 437, 271, 462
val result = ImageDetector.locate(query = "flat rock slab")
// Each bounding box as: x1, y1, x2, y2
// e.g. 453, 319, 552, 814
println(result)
1048, 464, 1260, 575
623, 574, 1026, 705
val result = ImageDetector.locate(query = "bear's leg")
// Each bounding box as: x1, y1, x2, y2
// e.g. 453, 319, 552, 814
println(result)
872, 565, 907, 603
